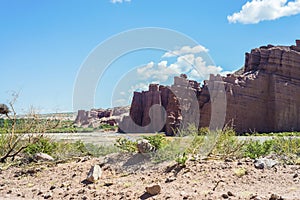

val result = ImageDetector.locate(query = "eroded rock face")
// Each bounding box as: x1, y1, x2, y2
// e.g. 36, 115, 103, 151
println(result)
75, 106, 130, 128
119, 74, 201, 135
220, 42, 300, 133
123, 40, 300, 135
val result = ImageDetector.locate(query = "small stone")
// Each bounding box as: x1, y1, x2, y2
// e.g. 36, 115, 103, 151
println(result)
221, 193, 229, 199
145, 184, 161, 195
50, 185, 56, 190
37, 191, 43, 195
293, 174, 298, 178
86, 165, 102, 183
254, 158, 277, 169
165, 177, 176, 183
227, 191, 234, 196
34, 153, 54, 161
225, 158, 233, 162
270, 193, 284, 200
137, 139, 155, 153
237, 161, 243, 165
104, 182, 113, 187
180, 191, 186, 196
43, 192, 52, 199
77, 189, 85, 194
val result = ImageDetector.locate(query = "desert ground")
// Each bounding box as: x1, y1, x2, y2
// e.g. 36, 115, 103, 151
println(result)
0, 152, 299, 200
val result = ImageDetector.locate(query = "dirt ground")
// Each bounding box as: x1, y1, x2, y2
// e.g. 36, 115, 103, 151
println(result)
0, 153, 299, 200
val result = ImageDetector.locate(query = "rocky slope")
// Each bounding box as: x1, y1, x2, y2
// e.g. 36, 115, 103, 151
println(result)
120, 40, 300, 135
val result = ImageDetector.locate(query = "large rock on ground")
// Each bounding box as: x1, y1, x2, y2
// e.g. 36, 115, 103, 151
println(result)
86, 165, 102, 183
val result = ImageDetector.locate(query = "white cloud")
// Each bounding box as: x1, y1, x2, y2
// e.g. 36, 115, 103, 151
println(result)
128, 82, 149, 93
162, 45, 208, 58
228, 0, 300, 24
136, 46, 225, 84
111, 0, 131, 4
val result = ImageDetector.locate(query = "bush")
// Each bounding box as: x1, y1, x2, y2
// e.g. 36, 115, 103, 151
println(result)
25, 136, 57, 156
175, 152, 188, 166
243, 140, 274, 159
114, 138, 138, 152
211, 128, 244, 159
272, 137, 300, 156
142, 134, 168, 150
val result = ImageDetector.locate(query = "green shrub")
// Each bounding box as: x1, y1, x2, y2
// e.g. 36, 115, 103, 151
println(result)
243, 140, 274, 159
114, 138, 138, 152
211, 128, 244, 159
142, 134, 168, 150
272, 137, 300, 157
186, 135, 204, 155
175, 152, 188, 166
25, 136, 58, 156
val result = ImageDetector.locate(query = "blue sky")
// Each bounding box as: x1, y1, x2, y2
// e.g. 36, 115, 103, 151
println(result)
1, 0, 300, 113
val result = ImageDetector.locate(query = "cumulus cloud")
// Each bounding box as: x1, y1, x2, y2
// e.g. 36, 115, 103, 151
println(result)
228, 0, 300, 24
111, 0, 131, 3
162, 45, 208, 58
136, 45, 225, 84
128, 82, 149, 93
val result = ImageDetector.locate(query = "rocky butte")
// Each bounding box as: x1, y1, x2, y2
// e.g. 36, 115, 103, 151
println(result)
119, 40, 300, 135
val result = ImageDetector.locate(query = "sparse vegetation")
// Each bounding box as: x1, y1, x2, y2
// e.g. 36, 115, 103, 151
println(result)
142, 134, 168, 150
243, 140, 274, 159
175, 152, 188, 166
114, 137, 138, 152
211, 128, 245, 159
0, 119, 118, 134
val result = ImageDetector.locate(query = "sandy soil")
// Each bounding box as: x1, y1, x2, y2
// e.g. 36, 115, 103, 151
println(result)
0, 153, 299, 200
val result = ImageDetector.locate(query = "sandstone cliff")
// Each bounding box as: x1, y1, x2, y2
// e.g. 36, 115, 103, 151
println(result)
75, 106, 129, 128
120, 40, 300, 135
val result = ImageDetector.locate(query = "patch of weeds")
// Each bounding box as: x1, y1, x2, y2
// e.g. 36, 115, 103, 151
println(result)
151, 138, 186, 163
198, 127, 210, 135
24, 136, 57, 156
212, 128, 244, 159
84, 143, 119, 157
47, 140, 90, 159
272, 137, 300, 164
243, 140, 274, 159
114, 138, 137, 152
186, 134, 204, 155
272, 137, 300, 156
175, 152, 188, 166
142, 134, 168, 150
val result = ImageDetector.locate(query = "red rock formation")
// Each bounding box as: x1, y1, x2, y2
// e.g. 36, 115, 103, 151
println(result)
121, 74, 201, 135
123, 40, 300, 135
223, 41, 300, 133
75, 106, 129, 128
